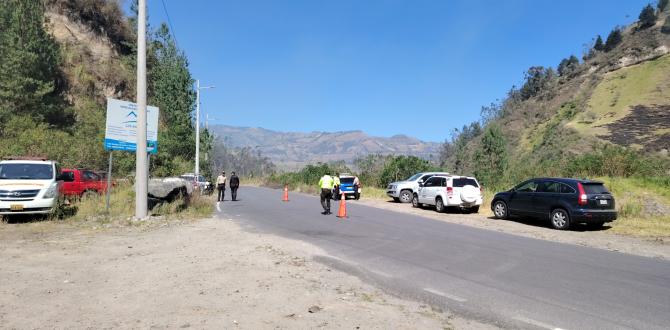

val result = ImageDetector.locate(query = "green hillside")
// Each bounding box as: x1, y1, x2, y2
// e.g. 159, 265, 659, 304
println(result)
438, 1, 670, 234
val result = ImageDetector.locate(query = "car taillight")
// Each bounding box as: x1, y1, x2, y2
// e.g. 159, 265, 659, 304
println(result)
577, 182, 588, 206
446, 186, 453, 198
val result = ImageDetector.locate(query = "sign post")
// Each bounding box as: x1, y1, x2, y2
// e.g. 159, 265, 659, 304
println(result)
104, 97, 159, 215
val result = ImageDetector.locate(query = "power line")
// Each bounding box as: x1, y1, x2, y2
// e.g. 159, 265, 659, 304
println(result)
160, 0, 179, 49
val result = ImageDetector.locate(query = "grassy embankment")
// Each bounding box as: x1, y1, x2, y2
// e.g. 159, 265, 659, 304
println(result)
55, 182, 215, 226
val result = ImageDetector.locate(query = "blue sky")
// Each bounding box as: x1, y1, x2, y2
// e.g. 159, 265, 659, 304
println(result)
137, 0, 650, 142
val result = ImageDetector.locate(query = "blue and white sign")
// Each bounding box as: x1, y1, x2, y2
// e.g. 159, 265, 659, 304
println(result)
104, 98, 159, 153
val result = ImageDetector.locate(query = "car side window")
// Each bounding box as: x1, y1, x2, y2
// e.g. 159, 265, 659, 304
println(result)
516, 180, 538, 193
440, 178, 447, 187
420, 174, 433, 182
538, 181, 560, 193
425, 177, 439, 187
560, 183, 576, 194
62, 171, 75, 182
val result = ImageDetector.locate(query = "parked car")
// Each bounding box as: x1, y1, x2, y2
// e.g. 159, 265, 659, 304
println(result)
490, 178, 617, 230
332, 173, 361, 200
180, 173, 213, 195
0, 157, 62, 215
60, 169, 108, 199
387, 172, 450, 203
412, 175, 482, 213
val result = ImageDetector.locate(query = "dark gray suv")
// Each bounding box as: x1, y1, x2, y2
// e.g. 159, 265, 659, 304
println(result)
491, 178, 617, 230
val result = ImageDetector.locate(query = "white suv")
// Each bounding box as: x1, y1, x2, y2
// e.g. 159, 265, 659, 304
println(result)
412, 175, 482, 213
386, 172, 450, 203
0, 159, 62, 215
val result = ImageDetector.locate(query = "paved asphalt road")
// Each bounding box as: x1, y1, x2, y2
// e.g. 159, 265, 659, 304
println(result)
216, 187, 670, 330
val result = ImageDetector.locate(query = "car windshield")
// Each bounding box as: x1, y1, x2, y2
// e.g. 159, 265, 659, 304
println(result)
583, 183, 610, 194
0, 163, 54, 180
407, 173, 423, 181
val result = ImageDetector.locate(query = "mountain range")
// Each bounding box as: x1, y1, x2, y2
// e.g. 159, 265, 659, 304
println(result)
209, 125, 441, 169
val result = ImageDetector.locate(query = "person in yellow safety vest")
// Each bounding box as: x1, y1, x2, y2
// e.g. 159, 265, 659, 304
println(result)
318, 173, 335, 215
333, 172, 341, 199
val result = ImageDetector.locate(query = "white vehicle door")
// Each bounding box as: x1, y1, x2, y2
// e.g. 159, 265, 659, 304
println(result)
420, 177, 440, 204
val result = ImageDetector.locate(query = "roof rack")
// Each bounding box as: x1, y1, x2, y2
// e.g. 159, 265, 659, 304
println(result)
2, 156, 49, 161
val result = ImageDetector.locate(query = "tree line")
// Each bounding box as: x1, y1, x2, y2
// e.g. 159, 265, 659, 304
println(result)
0, 0, 215, 179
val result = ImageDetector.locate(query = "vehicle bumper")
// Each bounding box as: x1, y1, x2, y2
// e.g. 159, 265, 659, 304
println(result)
0, 198, 56, 215
572, 209, 618, 223
446, 198, 483, 208
386, 190, 399, 198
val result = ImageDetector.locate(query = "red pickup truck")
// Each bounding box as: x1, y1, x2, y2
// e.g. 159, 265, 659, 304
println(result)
60, 169, 108, 198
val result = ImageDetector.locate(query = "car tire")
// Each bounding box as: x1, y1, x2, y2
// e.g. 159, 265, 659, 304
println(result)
435, 197, 445, 213
550, 208, 571, 230
469, 206, 480, 214
493, 201, 508, 219
412, 194, 422, 208
399, 190, 413, 203
81, 190, 98, 200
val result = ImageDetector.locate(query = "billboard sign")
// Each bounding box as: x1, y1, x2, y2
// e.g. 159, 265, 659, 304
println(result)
104, 98, 159, 153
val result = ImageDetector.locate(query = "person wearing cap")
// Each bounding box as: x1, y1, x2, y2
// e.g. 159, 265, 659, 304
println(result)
229, 171, 240, 201
318, 173, 335, 214
216, 171, 227, 202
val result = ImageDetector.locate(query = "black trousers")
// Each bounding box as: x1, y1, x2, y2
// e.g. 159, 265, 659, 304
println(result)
217, 184, 225, 201
320, 188, 332, 212
230, 186, 238, 201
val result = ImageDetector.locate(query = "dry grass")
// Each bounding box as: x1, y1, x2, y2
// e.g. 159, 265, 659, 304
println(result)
58, 182, 214, 226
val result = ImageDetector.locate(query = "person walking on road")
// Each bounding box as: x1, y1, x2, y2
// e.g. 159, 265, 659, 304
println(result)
216, 171, 226, 202
318, 173, 335, 215
229, 171, 240, 201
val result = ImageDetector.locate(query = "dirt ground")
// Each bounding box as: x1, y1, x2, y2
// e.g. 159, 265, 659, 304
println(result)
351, 198, 670, 260
0, 217, 494, 330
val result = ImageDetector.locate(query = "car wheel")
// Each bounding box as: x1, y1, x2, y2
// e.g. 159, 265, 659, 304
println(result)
469, 206, 480, 214
81, 190, 98, 200
435, 197, 445, 213
493, 201, 508, 219
399, 190, 413, 203
412, 194, 422, 208
550, 208, 571, 230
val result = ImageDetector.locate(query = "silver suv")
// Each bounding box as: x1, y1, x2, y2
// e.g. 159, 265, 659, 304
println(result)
386, 172, 450, 203
413, 175, 483, 213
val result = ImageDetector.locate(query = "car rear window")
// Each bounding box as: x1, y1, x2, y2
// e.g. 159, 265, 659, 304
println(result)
340, 178, 354, 184
583, 183, 610, 194
453, 178, 479, 187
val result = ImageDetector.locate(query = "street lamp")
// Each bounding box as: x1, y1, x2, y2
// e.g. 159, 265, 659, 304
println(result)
195, 80, 214, 186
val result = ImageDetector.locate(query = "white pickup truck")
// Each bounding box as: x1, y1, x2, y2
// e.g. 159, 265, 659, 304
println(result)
0, 158, 62, 215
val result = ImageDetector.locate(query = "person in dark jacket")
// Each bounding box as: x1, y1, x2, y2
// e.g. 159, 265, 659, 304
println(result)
229, 171, 240, 201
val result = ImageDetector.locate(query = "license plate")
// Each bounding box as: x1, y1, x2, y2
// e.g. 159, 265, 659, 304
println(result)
10, 204, 24, 211
599, 200, 608, 205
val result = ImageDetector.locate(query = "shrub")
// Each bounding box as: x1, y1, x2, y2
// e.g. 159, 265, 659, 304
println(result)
638, 4, 657, 29
604, 28, 623, 52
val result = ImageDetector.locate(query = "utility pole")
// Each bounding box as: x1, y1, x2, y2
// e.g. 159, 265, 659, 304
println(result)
135, 0, 148, 219
195, 80, 214, 182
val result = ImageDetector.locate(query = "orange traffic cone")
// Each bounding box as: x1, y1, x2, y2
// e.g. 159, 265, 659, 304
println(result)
336, 193, 347, 218
282, 184, 289, 202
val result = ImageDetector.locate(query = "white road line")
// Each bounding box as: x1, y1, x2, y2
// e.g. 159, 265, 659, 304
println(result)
216, 202, 221, 213
513, 316, 564, 330
422, 288, 467, 302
